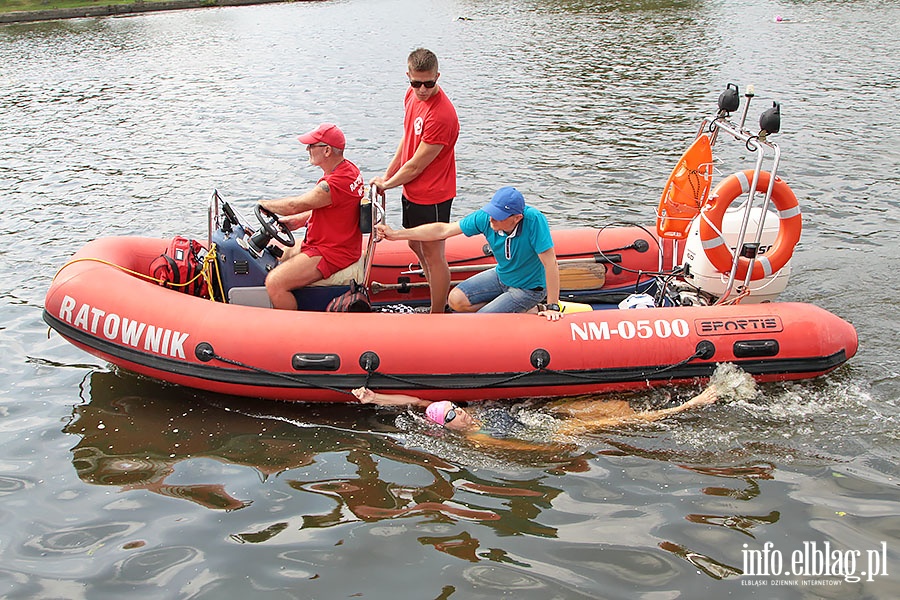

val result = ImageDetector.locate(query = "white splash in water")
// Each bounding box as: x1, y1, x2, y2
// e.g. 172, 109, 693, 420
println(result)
709, 362, 758, 404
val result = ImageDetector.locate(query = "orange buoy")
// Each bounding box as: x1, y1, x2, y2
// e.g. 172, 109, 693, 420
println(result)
656, 134, 713, 240
699, 170, 802, 280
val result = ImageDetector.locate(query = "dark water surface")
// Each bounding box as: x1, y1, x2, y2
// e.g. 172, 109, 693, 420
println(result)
2, 0, 898, 598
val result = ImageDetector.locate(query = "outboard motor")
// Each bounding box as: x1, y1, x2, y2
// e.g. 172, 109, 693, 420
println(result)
679, 206, 791, 303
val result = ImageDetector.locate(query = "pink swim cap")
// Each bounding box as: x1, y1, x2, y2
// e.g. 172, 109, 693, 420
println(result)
425, 401, 454, 425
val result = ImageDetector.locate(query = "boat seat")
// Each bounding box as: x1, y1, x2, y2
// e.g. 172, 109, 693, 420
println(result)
229, 253, 368, 310
308, 254, 366, 287
228, 286, 272, 308
227, 283, 350, 310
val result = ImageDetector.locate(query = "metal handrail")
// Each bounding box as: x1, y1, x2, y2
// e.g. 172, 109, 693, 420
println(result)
361, 183, 385, 287
698, 97, 784, 304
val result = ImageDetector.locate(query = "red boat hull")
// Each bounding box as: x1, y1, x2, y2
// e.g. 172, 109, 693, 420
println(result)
43, 233, 858, 402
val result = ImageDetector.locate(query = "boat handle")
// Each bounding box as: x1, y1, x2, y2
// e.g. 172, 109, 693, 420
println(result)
292, 353, 342, 371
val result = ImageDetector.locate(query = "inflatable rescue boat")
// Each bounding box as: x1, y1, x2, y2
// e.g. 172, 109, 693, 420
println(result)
43, 85, 858, 402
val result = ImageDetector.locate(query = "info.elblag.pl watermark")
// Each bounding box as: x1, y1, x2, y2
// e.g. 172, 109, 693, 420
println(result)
741, 541, 889, 586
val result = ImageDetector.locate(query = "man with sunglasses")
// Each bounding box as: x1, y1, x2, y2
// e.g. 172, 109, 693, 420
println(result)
259, 123, 365, 310
370, 48, 459, 314
376, 186, 563, 320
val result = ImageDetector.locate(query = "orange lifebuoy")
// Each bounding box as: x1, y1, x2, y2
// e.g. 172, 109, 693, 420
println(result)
656, 134, 713, 240
699, 170, 802, 281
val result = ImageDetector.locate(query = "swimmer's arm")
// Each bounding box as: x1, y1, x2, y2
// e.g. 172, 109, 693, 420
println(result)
635, 385, 718, 421
352, 387, 431, 408
556, 386, 719, 434
467, 432, 554, 452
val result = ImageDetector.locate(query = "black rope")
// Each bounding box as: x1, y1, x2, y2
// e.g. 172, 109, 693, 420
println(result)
205, 350, 353, 396
201, 344, 705, 397
592, 223, 679, 281
641, 346, 708, 376
367, 345, 706, 391
688, 167, 704, 207
745, 135, 760, 152
534, 347, 707, 382
369, 369, 540, 391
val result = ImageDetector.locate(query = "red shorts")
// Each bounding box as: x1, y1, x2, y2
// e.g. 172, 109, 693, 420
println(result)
302, 246, 344, 279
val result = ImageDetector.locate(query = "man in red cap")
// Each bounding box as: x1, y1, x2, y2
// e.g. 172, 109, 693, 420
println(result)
371, 48, 459, 313
259, 123, 365, 310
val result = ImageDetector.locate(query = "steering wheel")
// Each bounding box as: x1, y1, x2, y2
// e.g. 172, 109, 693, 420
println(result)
254, 204, 295, 247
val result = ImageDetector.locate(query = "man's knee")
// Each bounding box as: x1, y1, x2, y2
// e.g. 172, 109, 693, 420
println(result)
265, 271, 286, 294
269, 253, 325, 291
448, 288, 473, 312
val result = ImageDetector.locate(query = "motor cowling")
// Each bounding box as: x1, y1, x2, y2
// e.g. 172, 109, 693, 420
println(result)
680, 206, 792, 303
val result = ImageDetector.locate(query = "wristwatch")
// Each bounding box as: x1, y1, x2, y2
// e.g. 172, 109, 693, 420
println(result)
539, 303, 561, 312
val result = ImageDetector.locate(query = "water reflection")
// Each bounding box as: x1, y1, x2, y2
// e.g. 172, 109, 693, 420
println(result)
592, 442, 786, 579
58, 362, 891, 587
63, 365, 890, 579
658, 540, 742, 579
67, 371, 585, 552
67, 372, 323, 510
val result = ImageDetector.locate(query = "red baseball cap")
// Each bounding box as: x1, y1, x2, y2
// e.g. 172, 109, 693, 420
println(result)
297, 123, 346, 150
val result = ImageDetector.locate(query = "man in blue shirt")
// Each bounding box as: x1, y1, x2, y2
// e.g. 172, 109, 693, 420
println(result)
376, 186, 562, 319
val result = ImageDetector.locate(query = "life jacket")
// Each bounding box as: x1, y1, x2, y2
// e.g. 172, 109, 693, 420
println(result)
325, 280, 370, 312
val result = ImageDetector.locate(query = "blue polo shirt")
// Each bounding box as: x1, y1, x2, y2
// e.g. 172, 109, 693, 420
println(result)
459, 206, 554, 290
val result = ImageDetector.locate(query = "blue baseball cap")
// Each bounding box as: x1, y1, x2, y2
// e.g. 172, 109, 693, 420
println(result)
482, 186, 525, 220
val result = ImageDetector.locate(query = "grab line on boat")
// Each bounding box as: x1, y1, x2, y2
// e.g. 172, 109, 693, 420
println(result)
194, 340, 713, 397
364, 366, 539, 391
537, 340, 715, 383
348, 342, 715, 392
196, 342, 547, 394
195, 342, 354, 396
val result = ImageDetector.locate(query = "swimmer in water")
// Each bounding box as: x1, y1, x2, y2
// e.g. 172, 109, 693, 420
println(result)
352, 381, 723, 449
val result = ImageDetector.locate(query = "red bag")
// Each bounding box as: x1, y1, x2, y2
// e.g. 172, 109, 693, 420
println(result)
326, 280, 371, 312
149, 236, 209, 298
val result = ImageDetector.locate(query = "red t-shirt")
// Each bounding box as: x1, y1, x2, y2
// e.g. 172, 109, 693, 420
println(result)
400, 87, 459, 205
302, 159, 364, 270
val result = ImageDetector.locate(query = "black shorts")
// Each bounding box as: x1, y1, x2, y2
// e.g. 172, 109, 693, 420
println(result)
402, 196, 453, 228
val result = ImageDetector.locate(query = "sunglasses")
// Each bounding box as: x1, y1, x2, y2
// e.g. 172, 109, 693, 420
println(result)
306, 144, 329, 151
409, 79, 437, 89
444, 405, 458, 424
